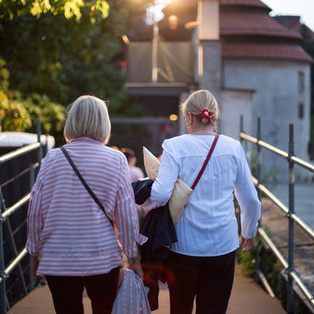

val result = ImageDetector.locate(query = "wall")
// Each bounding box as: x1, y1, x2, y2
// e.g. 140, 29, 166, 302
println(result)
220, 89, 254, 140
222, 59, 311, 182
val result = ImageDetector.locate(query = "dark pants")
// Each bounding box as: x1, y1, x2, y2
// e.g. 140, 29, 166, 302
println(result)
45, 267, 120, 314
165, 250, 236, 314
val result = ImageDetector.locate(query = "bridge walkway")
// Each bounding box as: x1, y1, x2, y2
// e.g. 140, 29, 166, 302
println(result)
8, 262, 286, 314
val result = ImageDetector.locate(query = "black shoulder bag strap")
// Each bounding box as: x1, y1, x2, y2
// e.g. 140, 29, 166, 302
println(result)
60, 147, 114, 228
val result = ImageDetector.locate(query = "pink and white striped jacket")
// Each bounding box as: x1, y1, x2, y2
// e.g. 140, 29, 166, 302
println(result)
26, 137, 147, 276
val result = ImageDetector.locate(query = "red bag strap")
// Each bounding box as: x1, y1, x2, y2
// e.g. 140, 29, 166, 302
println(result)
191, 134, 219, 190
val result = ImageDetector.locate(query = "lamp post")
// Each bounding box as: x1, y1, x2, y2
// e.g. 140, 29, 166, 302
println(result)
151, 0, 159, 83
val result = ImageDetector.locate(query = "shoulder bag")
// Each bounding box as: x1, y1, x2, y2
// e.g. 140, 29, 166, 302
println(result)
168, 134, 219, 222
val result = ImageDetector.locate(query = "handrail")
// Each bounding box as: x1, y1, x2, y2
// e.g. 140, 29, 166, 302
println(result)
258, 227, 314, 309
0, 143, 41, 165
240, 118, 314, 313
2, 194, 31, 220
0, 122, 44, 314
240, 132, 314, 172
253, 178, 314, 240
0, 249, 28, 285
290, 156, 314, 172
0, 163, 39, 314
240, 132, 289, 159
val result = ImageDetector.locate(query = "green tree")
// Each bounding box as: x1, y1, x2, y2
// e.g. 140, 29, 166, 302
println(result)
0, 0, 148, 107
0, 91, 32, 131
0, 0, 152, 147
0, 58, 9, 92
0, 0, 109, 21
0, 58, 32, 131
0, 57, 65, 139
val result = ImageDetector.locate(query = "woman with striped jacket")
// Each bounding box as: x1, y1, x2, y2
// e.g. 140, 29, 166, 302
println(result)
26, 95, 147, 314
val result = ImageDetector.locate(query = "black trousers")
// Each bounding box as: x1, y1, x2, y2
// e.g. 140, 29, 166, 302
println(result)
165, 250, 236, 314
45, 267, 120, 314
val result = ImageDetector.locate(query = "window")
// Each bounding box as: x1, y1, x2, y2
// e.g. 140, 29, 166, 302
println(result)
298, 71, 305, 93
298, 102, 304, 119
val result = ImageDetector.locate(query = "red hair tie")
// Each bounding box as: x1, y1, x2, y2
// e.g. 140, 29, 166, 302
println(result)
201, 109, 211, 121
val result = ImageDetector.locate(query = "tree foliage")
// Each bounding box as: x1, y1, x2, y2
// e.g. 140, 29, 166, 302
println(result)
0, 91, 32, 132
0, 0, 109, 21
0, 0, 151, 146
1, 1, 118, 102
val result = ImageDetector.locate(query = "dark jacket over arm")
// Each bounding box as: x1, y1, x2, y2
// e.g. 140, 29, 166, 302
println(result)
132, 179, 177, 311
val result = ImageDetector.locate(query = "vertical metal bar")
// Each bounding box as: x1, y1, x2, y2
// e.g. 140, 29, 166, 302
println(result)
29, 164, 35, 291
2, 219, 27, 295
0, 188, 7, 314
36, 119, 43, 169
254, 119, 275, 297
287, 124, 295, 313
239, 115, 243, 148
240, 115, 251, 168
256, 118, 262, 269
151, 0, 158, 83
256, 118, 262, 202
30, 164, 35, 190
0, 187, 28, 296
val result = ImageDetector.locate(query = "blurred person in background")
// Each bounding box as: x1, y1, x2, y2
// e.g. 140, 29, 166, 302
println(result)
121, 147, 144, 183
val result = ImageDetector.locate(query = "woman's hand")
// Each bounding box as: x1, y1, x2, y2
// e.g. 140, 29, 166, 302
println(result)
129, 257, 144, 280
30, 254, 44, 279
241, 236, 254, 252
142, 198, 160, 211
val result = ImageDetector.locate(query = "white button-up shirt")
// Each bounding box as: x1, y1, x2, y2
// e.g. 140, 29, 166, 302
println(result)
145, 134, 261, 257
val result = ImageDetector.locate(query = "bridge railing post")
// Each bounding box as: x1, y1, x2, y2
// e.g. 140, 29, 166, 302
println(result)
240, 116, 275, 297
29, 164, 36, 292
287, 124, 295, 313
256, 117, 262, 271
0, 120, 44, 313
239, 118, 314, 310
36, 119, 43, 169
254, 118, 274, 296
0, 188, 7, 314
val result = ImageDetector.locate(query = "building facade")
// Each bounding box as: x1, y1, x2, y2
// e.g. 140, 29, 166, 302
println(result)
125, 0, 313, 181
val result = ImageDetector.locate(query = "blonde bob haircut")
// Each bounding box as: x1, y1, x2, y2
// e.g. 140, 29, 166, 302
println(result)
181, 89, 221, 124
64, 95, 111, 144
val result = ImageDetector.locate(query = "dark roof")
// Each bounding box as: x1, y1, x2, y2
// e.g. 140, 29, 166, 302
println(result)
222, 43, 313, 62
161, 0, 312, 63
163, 0, 271, 11
220, 0, 271, 11
275, 16, 303, 33
220, 12, 302, 41
275, 16, 314, 41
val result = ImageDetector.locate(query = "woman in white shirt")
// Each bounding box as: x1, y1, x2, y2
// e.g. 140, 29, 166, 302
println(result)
143, 90, 261, 314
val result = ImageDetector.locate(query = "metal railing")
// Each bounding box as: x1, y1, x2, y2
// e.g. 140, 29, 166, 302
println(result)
0, 122, 45, 314
240, 116, 314, 314
1, 116, 313, 313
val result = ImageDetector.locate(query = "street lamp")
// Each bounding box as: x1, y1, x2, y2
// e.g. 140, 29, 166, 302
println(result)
147, 0, 173, 83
